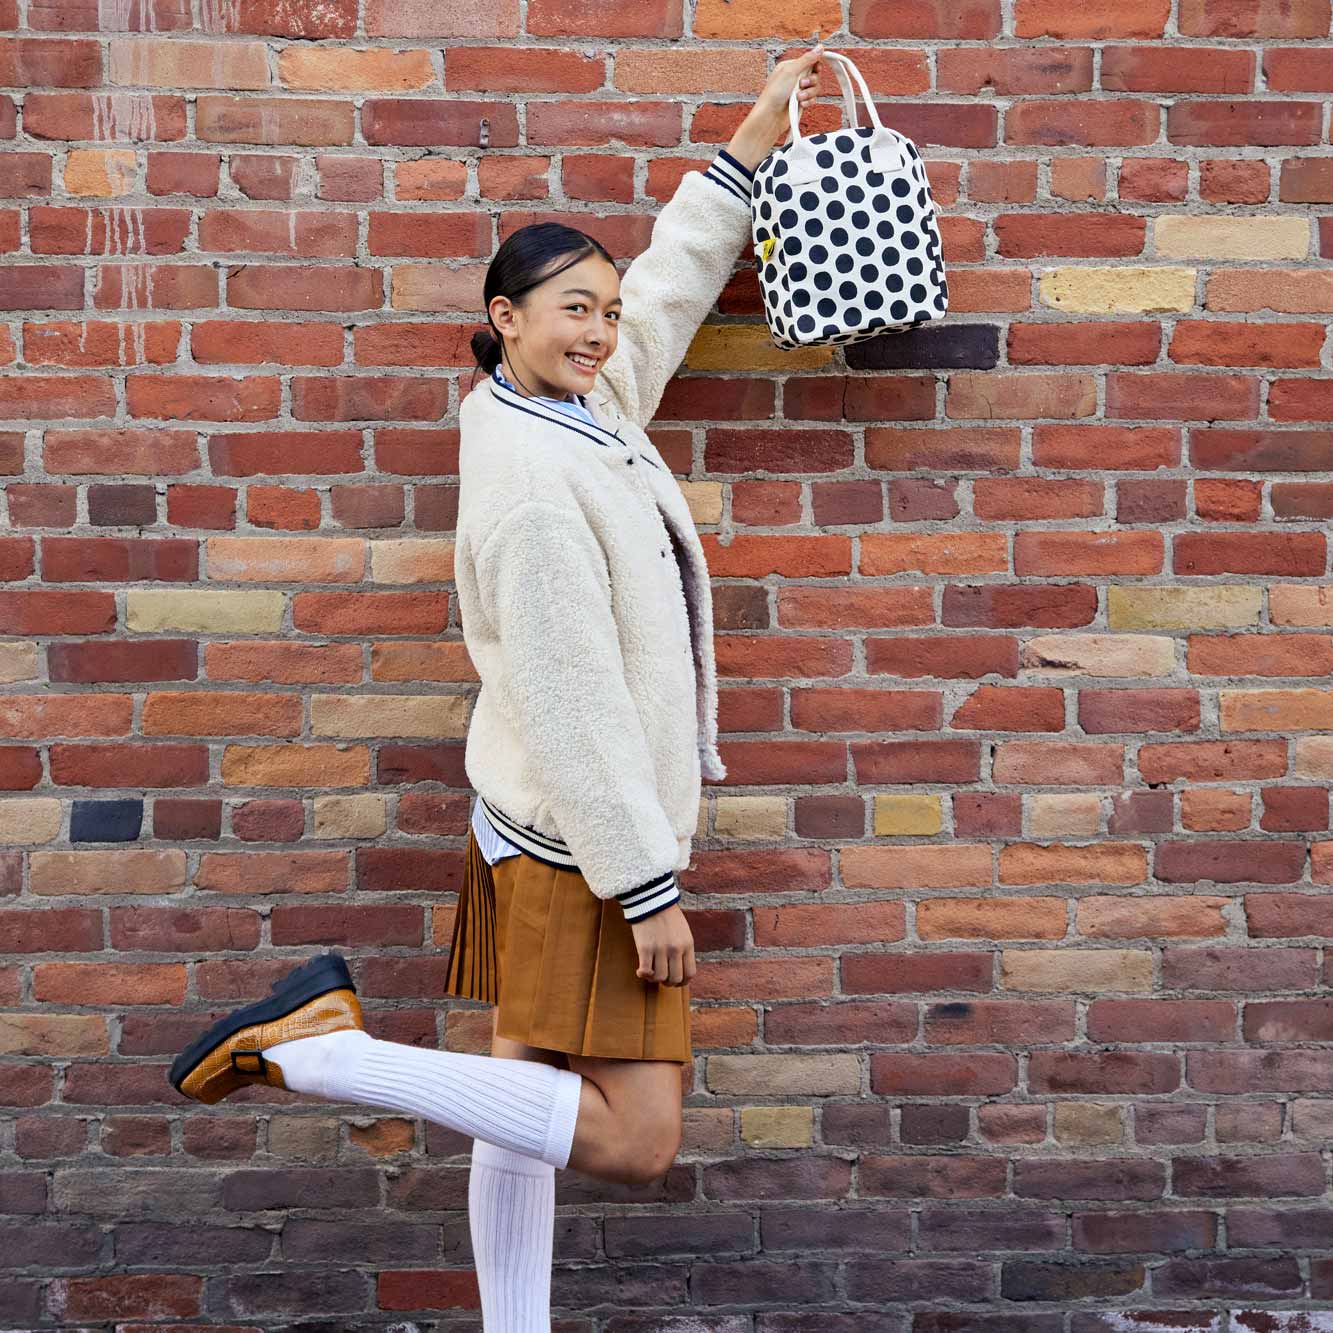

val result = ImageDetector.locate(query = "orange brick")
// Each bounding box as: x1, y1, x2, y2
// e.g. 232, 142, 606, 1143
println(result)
918, 896, 1067, 940
0, 693, 131, 739
33, 961, 185, 1005
195, 850, 349, 894
221, 742, 370, 787
279, 46, 435, 92
999, 842, 1149, 885
1077, 895, 1229, 938
206, 536, 365, 583
142, 691, 302, 737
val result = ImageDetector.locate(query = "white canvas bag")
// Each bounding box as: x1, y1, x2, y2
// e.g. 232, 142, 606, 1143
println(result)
750, 51, 949, 349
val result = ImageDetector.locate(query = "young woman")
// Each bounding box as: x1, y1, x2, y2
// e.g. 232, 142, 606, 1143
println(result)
169, 44, 824, 1329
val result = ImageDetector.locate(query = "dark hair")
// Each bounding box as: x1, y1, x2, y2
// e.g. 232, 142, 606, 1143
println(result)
470, 222, 616, 376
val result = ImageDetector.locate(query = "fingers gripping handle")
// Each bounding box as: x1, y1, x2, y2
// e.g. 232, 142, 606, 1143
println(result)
786, 51, 887, 146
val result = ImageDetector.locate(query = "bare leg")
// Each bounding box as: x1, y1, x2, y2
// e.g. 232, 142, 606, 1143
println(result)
491, 1012, 686, 1186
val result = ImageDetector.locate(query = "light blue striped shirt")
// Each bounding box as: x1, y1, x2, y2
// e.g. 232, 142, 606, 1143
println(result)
468, 148, 757, 901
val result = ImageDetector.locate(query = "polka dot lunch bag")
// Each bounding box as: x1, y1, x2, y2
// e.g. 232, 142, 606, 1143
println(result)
751, 51, 949, 350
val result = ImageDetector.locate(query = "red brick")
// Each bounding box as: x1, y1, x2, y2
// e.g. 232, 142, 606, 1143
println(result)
525, 0, 681, 36
191, 320, 345, 367
145, 150, 220, 196
362, 98, 518, 147
22, 92, 186, 142
204, 0, 358, 37
852, 0, 1001, 37
446, 46, 603, 93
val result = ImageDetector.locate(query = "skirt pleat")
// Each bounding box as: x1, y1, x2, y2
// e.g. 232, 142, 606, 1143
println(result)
443, 826, 692, 1064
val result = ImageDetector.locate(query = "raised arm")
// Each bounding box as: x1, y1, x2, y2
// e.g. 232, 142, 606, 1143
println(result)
598, 45, 825, 429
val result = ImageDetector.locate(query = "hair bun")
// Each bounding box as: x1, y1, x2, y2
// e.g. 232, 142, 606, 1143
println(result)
471, 326, 501, 374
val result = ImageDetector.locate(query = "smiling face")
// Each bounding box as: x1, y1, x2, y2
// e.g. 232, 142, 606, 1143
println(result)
488, 251, 621, 402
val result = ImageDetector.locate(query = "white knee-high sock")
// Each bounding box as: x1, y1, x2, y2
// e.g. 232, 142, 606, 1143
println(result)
261, 1030, 583, 1169
469, 1137, 557, 1332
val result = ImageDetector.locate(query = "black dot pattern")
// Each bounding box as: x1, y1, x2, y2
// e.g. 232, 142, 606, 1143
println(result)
751, 127, 948, 350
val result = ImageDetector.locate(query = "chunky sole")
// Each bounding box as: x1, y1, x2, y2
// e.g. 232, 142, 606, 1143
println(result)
169, 952, 356, 1096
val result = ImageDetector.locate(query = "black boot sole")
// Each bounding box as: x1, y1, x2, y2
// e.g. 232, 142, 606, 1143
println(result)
168, 951, 356, 1095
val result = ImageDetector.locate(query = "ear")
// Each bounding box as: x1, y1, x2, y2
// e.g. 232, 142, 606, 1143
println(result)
489, 295, 517, 336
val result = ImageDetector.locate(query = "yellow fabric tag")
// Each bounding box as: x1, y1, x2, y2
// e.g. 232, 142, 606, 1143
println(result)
758, 236, 776, 262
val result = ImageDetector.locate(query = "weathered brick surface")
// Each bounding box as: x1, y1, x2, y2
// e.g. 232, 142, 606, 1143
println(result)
0, 3, 1331, 1326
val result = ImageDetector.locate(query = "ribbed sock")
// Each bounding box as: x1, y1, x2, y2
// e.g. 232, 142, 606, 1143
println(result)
469, 1137, 557, 1331
262, 1029, 583, 1169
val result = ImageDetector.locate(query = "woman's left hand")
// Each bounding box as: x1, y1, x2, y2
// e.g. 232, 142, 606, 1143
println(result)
725, 44, 825, 171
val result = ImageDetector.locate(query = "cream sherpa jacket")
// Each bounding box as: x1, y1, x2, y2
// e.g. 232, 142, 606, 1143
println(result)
455, 150, 756, 922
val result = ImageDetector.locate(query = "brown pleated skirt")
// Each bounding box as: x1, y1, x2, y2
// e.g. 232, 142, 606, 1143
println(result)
442, 827, 693, 1064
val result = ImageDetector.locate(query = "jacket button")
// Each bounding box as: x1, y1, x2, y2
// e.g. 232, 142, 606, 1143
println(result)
626, 456, 634, 465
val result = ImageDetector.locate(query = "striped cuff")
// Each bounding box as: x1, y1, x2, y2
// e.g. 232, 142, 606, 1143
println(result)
616, 870, 681, 923
702, 149, 754, 205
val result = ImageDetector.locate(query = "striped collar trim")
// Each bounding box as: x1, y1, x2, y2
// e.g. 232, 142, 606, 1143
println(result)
486, 369, 662, 470
488, 367, 624, 450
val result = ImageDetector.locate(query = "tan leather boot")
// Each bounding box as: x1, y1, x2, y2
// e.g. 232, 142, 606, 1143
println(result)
170, 952, 365, 1105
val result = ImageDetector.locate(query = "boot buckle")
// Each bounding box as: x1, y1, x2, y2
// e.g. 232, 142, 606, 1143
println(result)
230, 1048, 269, 1077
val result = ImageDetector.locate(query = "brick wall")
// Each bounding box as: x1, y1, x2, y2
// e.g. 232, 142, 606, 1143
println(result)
2, 0, 1333, 1327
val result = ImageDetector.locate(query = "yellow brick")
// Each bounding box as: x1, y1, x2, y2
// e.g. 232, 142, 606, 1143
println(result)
684, 324, 833, 372
207, 536, 364, 584
0, 798, 62, 845
63, 148, 137, 197
740, 1105, 813, 1148
313, 793, 387, 839
1021, 633, 1175, 677
1107, 585, 1261, 630
1207, 268, 1333, 315
680, 479, 722, 526
1039, 265, 1197, 314
0, 1013, 107, 1057
1154, 215, 1310, 261
1295, 737, 1333, 780
873, 793, 942, 835
714, 795, 785, 839
1054, 1102, 1122, 1146
706, 1054, 860, 1096
30, 848, 187, 894
369, 539, 454, 584
0, 642, 41, 683
278, 46, 435, 92
311, 693, 469, 739
268, 1115, 340, 1160
222, 743, 370, 787
1002, 948, 1153, 992
1270, 584, 1333, 626
127, 589, 285, 633
1028, 793, 1101, 838
108, 38, 270, 90
1221, 688, 1333, 732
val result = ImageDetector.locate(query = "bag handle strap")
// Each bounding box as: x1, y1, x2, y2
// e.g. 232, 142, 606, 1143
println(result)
786, 51, 887, 147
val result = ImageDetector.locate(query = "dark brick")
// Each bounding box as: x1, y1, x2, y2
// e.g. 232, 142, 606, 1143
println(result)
606, 1210, 754, 1259
844, 1257, 992, 1302
220, 1168, 380, 1212
690, 1259, 839, 1306
846, 323, 1001, 370
1073, 1209, 1216, 1253
918, 1207, 1064, 1252
70, 797, 144, 842
1002, 1259, 1145, 1301
153, 797, 222, 839
1152, 1255, 1301, 1296
760, 1204, 911, 1252
900, 1103, 971, 1144
87, 482, 157, 526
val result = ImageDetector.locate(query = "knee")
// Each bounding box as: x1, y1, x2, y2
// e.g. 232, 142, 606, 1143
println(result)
609, 1123, 681, 1186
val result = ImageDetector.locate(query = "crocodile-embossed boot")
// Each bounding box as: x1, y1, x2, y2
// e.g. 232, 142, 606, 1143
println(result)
170, 952, 364, 1105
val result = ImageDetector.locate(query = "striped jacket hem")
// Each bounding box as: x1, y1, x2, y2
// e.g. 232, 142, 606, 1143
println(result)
478, 795, 681, 923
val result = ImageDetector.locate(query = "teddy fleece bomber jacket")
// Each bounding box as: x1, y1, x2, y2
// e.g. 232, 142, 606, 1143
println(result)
455, 149, 756, 922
